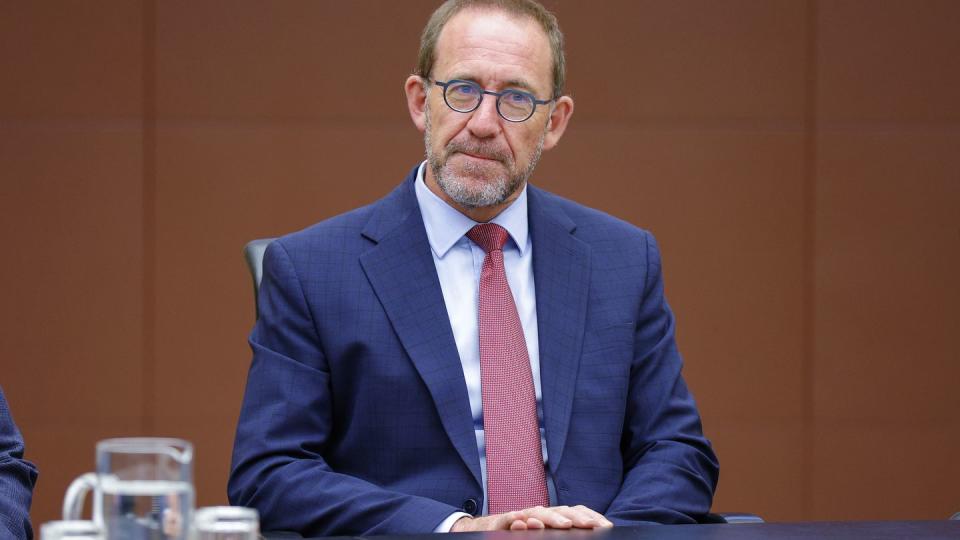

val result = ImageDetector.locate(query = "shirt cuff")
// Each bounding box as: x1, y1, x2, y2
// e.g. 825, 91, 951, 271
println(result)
434, 512, 472, 533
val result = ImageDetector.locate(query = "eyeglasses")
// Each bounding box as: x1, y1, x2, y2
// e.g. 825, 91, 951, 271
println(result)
430, 79, 554, 123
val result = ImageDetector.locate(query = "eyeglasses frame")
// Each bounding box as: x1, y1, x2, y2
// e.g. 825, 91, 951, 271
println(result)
429, 78, 555, 123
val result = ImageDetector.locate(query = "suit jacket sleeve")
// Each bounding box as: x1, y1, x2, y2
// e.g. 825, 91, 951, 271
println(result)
605, 232, 719, 524
0, 387, 38, 540
228, 241, 460, 536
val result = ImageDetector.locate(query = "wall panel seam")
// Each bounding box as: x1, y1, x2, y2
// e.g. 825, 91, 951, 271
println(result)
141, 0, 157, 435
801, 0, 820, 521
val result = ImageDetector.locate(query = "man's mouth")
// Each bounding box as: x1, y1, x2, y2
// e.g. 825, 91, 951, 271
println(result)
459, 151, 498, 162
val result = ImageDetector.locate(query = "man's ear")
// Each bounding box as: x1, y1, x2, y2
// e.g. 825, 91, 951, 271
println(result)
405, 75, 428, 133
542, 95, 574, 151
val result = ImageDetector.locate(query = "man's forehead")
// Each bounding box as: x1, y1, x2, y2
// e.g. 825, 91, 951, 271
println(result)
433, 8, 552, 89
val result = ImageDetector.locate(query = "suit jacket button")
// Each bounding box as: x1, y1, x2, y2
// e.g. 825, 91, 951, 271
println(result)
462, 498, 479, 515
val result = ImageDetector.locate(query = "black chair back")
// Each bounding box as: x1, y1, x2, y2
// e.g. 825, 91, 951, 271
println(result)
243, 238, 275, 319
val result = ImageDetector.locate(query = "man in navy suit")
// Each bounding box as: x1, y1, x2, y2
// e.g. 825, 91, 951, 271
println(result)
0, 386, 38, 540
229, 0, 718, 535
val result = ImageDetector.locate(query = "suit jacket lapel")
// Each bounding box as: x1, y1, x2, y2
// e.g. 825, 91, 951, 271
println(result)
358, 172, 482, 487
528, 186, 591, 474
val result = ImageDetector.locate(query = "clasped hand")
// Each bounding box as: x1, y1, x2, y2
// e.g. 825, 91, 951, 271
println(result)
451, 505, 614, 532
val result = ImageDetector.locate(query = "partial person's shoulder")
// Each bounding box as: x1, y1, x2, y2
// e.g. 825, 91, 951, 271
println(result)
530, 185, 653, 246
276, 199, 380, 254
270, 170, 418, 260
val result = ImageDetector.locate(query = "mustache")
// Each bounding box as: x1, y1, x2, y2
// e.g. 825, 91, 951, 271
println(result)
445, 140, 511, 164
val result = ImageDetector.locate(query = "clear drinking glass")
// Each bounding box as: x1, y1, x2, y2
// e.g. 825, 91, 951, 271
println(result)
40, 520, 103, 540
192, 506, 259, 540
62, 438, 195, 539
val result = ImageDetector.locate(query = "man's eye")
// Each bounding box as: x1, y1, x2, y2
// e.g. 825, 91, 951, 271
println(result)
454, 84, 478, 95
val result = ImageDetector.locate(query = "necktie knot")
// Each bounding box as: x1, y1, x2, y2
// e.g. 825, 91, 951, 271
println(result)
467, 223, 509, 254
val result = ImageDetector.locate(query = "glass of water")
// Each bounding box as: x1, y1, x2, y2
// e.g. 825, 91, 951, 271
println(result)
40, 520, 103, 540
192, 506, 259, 540
62, 438, 195, 539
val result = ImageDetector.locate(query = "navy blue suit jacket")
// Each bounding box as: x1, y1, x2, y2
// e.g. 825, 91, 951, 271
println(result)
0, 386, 38, 540
229, 166, 718, 536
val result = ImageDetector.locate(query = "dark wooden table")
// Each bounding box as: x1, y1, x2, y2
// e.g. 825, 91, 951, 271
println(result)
277, 520, 960, 540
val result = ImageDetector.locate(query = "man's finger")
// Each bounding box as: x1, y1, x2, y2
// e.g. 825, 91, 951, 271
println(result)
523, 506, 573, 529
509, 519, 528, 531
520, 505, 614, 529
524, 517, 546, 529
567, 505, 614, 528
555, 505, 599, 528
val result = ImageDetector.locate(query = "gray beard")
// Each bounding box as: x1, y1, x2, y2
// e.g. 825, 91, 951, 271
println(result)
424, 104, 544, 209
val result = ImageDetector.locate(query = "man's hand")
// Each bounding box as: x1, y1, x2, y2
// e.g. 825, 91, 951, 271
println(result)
451, 505, 614, 532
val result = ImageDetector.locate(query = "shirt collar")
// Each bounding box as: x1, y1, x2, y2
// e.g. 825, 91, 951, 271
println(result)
414, 161, 530, 258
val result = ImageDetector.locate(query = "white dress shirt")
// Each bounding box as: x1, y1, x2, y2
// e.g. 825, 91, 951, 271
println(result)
413, 162, 556, 530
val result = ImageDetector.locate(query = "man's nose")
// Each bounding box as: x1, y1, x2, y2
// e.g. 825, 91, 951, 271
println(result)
466, 95, 501, 138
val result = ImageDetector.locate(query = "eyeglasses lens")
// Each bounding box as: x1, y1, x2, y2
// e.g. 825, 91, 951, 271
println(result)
498, 91, 534, 121
445, 82, 481, 112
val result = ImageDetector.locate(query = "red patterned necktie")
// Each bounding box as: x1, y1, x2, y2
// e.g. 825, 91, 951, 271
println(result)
466, 223, 549, 514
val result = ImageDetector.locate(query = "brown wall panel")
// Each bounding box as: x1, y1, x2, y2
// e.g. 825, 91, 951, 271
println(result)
814, 0, 960, 520
155, 1, 436, 122
818, 0, 960, 123
559, 0, 806, 122
153, 124, 423, 236
814, 424, 960, 519
813, 131, 960, 519
0, 1, 142, 119
0, 0, 145, 527
0, 127, 144, 524
814, 132, 960, 422
709, 421, 804, 521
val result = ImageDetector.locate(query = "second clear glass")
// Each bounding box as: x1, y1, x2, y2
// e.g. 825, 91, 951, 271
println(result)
192, 506, 259, 540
